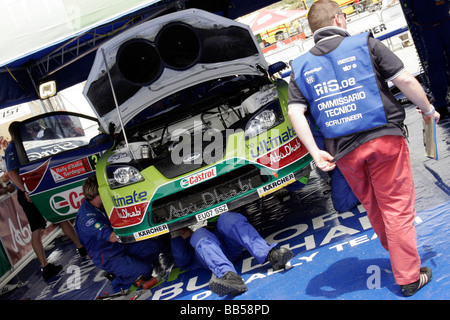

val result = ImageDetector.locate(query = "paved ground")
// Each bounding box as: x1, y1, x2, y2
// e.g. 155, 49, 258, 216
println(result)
1, 103, 449, 302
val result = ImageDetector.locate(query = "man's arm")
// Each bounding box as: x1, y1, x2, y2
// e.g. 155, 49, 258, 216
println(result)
8, 169, 32, 202
7, 169, 23, 191
288, 105, 336, 171
391, 71, 440, 124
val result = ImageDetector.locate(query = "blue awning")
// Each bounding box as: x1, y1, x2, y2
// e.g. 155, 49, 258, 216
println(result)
0, 0, 281, 109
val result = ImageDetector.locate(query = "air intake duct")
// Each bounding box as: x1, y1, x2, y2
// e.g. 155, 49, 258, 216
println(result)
117, 38, 163, 85
86, 22, 258, 116
156, 22, 202, 70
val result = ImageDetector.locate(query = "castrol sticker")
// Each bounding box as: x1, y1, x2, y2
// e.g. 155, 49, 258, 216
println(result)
50, 186, 84, 216
180, 167, 217, 188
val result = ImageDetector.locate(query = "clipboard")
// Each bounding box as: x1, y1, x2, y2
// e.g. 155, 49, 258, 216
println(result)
423, 119, 438, 160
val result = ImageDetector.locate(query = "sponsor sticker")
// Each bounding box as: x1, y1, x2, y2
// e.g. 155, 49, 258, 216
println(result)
257, 173, 296, 197
195, 204, 229, 222
134, 224, 169, 241
255, 136, 308, 170
49, 186, 84, 216
50, 154, 98, 183
180, 167, 217, 188
109, 201, 149, 229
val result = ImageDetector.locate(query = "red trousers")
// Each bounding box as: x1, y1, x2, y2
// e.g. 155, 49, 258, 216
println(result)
337, 135, 421, 285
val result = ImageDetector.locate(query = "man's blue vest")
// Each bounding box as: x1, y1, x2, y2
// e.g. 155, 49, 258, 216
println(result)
292, 32, 387, 139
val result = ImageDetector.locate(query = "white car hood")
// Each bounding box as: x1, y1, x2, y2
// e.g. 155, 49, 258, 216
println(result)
83, 9, 268, 134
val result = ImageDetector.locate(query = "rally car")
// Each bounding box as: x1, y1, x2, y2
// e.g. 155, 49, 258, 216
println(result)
83, 8, 314, 243
9, 111, 112, 223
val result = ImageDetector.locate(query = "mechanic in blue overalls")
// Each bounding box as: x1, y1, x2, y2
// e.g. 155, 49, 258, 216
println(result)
170, 212, 293, 296
75, 175, 167, 291
308, 116, 360, 213
285, 113, 360, 214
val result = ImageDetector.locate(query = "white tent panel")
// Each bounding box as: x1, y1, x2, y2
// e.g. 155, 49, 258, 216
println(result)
0, 0, 160, 67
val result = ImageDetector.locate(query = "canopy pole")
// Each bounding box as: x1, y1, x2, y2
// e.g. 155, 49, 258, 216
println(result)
100, 48, 133, 159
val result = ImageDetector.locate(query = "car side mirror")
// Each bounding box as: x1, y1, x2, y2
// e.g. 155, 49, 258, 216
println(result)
268, 61, 288, 76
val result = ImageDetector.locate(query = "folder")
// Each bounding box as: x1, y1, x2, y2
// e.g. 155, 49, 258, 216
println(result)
423, 119, 438, 160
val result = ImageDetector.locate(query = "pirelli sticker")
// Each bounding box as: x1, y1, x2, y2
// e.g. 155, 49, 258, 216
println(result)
257, 173, 296, 197
134, 224, 169, 241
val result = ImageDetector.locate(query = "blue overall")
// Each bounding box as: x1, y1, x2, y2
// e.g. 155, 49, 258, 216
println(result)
308, 116, 359, 213
75, 199, 164, 291
170, 212, 277, 278
292, 32, 387, 139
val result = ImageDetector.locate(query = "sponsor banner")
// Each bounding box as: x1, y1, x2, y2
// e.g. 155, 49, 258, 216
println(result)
0, 104, 32, 126
0, 193, 56, 265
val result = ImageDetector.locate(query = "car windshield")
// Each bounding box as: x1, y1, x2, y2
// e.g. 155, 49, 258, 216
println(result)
19, 114, 100, 162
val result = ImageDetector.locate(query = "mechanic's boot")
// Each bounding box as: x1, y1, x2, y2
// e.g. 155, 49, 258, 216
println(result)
103, 271, 116, 281
268, 247, 293, 270
209, 271, 247, 296
401, 267, 432, 297
42, 263, 63, 280
77, 246, 87, 257
134, 275, 158, 290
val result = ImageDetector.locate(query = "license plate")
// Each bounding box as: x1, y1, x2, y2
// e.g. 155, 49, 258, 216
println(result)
195, 204, 229, 222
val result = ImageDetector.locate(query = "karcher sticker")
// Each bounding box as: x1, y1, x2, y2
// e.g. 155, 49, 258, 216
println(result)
134, 224, 169, 241
257, 173, 296, 197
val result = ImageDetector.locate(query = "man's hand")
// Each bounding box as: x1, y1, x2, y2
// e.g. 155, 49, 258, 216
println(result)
419, 107, 440, 124
25, 191, 32, 203
179, 228, 193, 240
311, 150, 336, 172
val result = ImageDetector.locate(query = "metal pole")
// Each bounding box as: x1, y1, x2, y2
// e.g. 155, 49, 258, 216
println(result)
100, 48, 133, 158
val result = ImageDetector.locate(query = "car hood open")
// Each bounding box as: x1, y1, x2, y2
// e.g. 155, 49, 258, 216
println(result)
83, 9, 268, 134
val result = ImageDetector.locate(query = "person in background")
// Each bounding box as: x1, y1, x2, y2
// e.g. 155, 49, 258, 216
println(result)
288, 0, 438, 296
5, 121, 87, 280
0, 171, 16, 196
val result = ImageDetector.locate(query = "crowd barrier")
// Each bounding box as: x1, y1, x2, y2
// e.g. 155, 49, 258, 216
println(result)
0, 192, 61, 289
265, 3, 411, 67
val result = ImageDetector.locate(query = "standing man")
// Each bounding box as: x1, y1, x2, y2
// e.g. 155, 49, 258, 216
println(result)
288, 0, 439, 296
5, 121, 87, 280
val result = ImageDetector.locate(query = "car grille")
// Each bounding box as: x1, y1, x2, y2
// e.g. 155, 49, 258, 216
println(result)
151, 165, 268, 224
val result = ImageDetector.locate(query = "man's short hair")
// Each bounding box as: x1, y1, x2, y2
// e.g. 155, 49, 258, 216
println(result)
83, 175, 99, 202
8, 121, 21, 137
308, 0, 341, 33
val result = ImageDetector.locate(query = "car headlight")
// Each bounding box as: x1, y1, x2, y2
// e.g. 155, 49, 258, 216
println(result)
245, 101, 284, 139
107, 165, 144, 189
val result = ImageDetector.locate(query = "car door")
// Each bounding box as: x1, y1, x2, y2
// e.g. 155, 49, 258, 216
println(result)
12, 111, 113, 223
